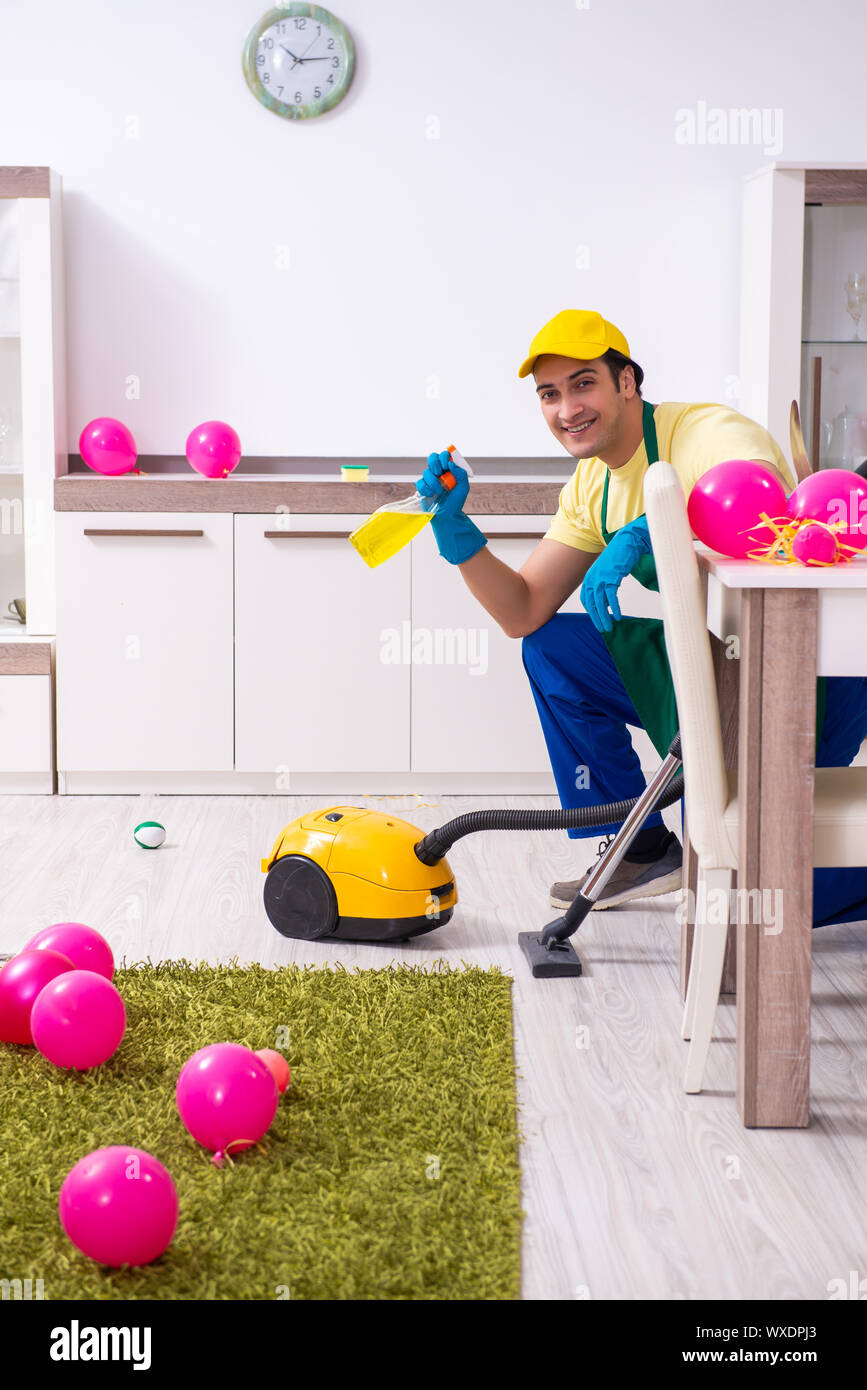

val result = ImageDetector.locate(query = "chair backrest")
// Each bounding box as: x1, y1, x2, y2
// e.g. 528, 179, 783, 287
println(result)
644, 462, 736, 866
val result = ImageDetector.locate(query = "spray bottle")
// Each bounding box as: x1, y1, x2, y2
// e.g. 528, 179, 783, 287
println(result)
349, 445, 473, 568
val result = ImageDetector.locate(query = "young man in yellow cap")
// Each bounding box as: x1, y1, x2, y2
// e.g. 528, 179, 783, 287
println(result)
417, 309, 867, 924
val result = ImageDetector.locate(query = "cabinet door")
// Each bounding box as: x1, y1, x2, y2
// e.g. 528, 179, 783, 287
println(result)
234, 516, 411, 773
0, 675, 52, 771
411, 521, 662, 774
55, 512, 233, 771
411, 519, 584, 773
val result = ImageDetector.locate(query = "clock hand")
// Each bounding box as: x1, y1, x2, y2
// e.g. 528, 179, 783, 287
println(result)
296, 31, 323, 63
279, 44, 302, 67
298, 56, 331, 62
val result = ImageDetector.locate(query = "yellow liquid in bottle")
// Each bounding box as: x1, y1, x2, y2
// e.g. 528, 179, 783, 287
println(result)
349, 509, 433, 568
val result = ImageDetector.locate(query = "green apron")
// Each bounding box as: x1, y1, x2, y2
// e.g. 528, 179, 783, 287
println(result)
598, 400, 826, 758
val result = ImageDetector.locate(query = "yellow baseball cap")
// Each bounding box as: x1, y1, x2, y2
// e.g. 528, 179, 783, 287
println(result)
518, 309, 631, 379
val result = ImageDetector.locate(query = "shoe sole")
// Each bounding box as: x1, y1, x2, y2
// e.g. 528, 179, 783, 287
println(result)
549, 867, 683, 912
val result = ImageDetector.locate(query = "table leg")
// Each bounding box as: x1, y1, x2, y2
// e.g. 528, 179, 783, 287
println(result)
737, 589, 815, 1128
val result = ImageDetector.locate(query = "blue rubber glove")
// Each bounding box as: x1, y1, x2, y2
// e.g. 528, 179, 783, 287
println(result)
580, 515, 653, 633
416, 449, 488, 566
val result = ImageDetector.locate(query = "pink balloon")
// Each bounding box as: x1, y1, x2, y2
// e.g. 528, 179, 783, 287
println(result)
792, 523, 838, 566
79, 418, 138, 476
687, 460, 789, 558
255, 1048, 291, 1095
177, 1043, 278, 1157
787, 469, 867, 552
31, 970, 126, 1069
59, 1146, 178, 1267
0, 949, 75, 1045
185, 420, 242, 479
24, 922, 114, 982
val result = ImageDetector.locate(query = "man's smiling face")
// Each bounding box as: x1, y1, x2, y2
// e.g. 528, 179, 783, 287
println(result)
534, 353, 635, 462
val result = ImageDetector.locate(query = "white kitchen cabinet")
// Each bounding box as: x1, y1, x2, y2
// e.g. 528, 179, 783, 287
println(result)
234, 514, 411, 773
0, 675, 52, 775
411, 518, 574, 773
55, 512, 233, 772
0, 647, 54, 792
52, 503, 660, 792
411, 517, 661, 775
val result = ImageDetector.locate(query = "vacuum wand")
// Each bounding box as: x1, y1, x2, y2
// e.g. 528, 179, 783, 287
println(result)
411, 728, 684, 978
539, 732, 682, 946
517, 732, 683, 978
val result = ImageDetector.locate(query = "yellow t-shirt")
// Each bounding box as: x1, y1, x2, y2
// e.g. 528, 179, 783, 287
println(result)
544, 401, 796, 554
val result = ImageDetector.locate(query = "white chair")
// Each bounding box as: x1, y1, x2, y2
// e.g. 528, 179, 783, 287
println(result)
643, 461, 867, 1093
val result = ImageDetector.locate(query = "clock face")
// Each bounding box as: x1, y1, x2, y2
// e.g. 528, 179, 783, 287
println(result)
243, 5, 355, 120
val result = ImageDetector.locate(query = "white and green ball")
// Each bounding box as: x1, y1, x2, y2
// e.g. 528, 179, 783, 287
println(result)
134, 821, 166, 850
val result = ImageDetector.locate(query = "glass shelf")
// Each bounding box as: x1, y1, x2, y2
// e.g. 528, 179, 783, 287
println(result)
802, 339, 867, 345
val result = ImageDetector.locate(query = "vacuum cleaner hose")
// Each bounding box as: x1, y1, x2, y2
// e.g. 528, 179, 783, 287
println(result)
414, 733, 683, 865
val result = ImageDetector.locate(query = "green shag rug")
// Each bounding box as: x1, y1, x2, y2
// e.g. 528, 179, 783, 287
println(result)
0, 960, 522, 1300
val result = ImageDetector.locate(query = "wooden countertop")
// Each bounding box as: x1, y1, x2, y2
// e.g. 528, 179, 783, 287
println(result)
54, 475, 563, 515
0, 635, 53, 673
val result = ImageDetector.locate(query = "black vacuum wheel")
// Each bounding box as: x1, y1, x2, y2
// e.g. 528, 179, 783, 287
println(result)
263, 854, 339, 940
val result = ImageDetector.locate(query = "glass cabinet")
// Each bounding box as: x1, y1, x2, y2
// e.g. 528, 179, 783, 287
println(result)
0, 167, 66, 638
801, 199, 867, 472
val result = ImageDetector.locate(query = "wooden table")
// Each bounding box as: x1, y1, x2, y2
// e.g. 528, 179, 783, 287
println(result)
693, 547, 867, 1127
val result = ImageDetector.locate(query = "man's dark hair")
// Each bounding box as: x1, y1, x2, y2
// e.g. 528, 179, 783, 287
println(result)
602, 348, 644, 397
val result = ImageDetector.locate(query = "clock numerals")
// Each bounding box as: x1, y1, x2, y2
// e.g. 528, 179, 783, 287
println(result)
244, 7, 355, 118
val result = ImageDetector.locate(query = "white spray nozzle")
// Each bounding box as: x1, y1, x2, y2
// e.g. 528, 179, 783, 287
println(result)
447, 444, 474, 478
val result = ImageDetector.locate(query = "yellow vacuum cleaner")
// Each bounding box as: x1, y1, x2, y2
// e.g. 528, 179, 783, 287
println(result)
261, 806, 457, 944
261, 732, 684, 977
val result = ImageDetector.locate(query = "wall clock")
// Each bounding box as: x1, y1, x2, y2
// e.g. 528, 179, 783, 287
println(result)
242, 5, 355, 120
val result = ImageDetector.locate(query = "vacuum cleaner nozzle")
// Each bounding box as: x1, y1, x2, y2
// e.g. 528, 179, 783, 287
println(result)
518, 890, 596, 978
518, 932, 583, 979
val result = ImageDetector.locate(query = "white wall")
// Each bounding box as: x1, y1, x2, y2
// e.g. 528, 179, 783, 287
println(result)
1, 0, 865, 460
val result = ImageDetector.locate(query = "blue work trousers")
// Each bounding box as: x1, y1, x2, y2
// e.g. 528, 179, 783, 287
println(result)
521, 612, 867, 928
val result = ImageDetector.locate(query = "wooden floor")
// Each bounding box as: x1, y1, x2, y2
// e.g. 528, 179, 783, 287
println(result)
2, 789, 866, 1301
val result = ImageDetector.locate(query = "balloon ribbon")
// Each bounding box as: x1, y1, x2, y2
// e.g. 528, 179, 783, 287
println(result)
739, 512, 864, 566
211, 1139, 267, 1168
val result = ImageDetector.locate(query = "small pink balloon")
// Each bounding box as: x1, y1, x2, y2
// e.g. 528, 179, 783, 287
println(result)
24, 922, 114, 982
256, 1048, 291, 1095
0, 949, 75, 1045
31, 970, 126, 1069
79, 418, 138, 476
792, 523, 838, 566
687, 460, 789, 558
177, 1042, 278, 1157
787, 469, 867, 552
59, 1146, 178, 1267
185, 420, 242, 479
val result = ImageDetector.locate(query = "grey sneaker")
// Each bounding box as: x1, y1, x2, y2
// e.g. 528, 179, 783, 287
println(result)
549, 832, 682, 911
